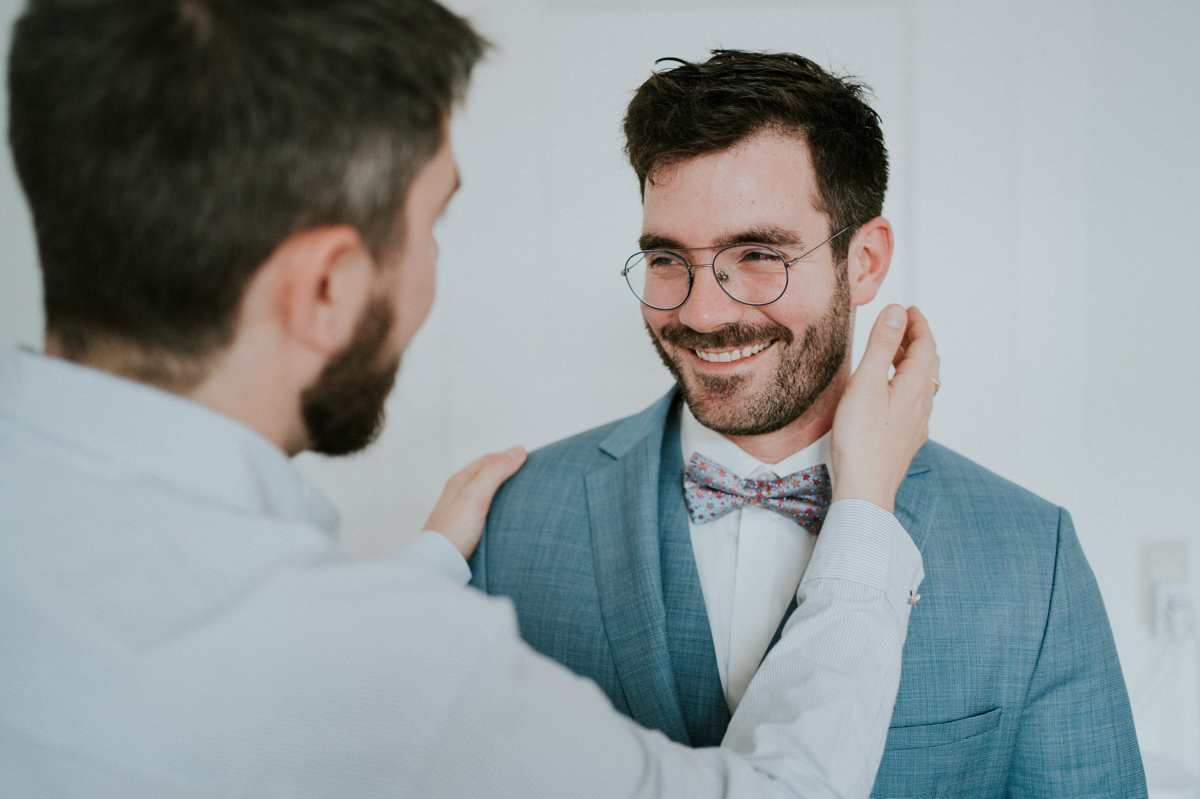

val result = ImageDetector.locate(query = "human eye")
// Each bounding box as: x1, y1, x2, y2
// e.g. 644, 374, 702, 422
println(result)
736, 245, 784, 262
645, 252, 688, 272
726, 246, 786, 275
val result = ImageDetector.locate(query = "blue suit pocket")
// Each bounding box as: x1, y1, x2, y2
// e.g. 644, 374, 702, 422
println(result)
872, 709, 1005, 798
883, 707, 1002, 750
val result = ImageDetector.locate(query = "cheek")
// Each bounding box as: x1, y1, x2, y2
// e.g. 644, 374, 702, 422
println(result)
424, 230, 439, 279
641, 306, 675, 333
771, 278, 837, 328
403, 273, 435, 336
382, 244, 437, 351
402, 240, 436, 308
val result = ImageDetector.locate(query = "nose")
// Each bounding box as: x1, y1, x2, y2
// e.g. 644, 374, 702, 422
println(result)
676, 264, 746, 333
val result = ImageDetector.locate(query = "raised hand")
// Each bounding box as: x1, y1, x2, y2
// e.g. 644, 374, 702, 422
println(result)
831, 304, 940, 513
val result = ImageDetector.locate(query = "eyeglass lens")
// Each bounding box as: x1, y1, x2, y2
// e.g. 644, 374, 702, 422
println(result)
623, 245, 790, 309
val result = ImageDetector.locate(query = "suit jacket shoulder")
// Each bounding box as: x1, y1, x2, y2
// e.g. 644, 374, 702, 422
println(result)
903, 440, 1063, 558
920, 440, 1057, 510
476, 390, 674, 550
471, 391, 682, 725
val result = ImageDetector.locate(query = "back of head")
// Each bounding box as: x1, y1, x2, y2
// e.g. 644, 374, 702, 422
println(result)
8, 0, 485, 387
623, 50, 888, 263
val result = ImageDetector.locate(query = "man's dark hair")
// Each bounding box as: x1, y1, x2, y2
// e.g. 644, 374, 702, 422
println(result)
623, 50, 887, 264
8, 0, 486, 385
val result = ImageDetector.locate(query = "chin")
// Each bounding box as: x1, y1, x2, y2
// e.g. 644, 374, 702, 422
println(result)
679, 346, 843, 438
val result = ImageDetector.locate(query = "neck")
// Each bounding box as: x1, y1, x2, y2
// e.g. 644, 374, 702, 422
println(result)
44, 333, 311, 456
188, 347, 310, 456
715, 372, 846, 464
43, 334, 211, 393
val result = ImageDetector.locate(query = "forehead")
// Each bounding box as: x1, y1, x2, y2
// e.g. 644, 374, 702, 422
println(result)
641, 131, 823, 245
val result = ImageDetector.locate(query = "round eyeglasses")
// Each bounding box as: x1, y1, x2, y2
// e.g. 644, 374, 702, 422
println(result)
621, 227, 849, 310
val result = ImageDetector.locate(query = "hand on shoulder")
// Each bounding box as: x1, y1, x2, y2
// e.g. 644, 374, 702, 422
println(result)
424, 447, 527, 558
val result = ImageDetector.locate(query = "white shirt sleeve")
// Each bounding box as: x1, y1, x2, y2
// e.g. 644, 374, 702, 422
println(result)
393, 529, 472, 584
410, 498, 923, 799
723, 499, 924, 798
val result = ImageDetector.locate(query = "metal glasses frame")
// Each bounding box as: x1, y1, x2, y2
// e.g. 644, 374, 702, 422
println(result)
621, 226, 851, 310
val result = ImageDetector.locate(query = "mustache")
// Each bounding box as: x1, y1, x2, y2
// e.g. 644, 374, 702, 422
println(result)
655, 321, 795, 351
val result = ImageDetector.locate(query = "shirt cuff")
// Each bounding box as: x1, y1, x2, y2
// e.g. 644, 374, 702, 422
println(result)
394, 530, 472, 585
801, 498, 925, 616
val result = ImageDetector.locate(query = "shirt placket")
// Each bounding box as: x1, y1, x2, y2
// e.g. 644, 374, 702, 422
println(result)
725, 465, 783, 711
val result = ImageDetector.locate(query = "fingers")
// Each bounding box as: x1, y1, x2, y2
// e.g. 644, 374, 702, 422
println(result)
448, 446, 524, 484
857, 305, 939, 396
857, 304, 909, 380
477, 446, 526, 489
424, 446, 527, 559
454, 447, 526, 503
892, 306, 939, 388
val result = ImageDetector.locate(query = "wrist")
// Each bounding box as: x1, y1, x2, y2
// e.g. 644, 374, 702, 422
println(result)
832, 482, 895, 514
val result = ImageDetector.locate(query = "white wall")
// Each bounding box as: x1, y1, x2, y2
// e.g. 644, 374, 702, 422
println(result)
1, 0, 1196, 782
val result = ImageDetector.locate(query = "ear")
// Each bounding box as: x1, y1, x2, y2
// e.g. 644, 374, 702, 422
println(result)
267, 225, 376, 355
845, 216, 893, 307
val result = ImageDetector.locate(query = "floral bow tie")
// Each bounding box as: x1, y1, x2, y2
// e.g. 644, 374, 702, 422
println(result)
682, 452, 832, 533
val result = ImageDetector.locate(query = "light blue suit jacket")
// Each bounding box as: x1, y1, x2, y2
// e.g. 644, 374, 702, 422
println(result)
472, 390, 1146, 798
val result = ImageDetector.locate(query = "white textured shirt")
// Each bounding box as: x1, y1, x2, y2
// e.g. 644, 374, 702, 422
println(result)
683, 404, 905, 713
0, 348, 923, 799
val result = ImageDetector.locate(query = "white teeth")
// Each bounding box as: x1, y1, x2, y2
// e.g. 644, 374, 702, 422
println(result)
695, 341, 773, 362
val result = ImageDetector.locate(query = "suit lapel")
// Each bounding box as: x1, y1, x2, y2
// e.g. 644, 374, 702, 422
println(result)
585, 396, 938, 748
892, 444, 938, 552
657, 402, 731, 746
585, 390, 691, 744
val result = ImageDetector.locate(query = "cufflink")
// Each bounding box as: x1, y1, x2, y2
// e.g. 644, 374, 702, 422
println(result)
908, 590, 921, 606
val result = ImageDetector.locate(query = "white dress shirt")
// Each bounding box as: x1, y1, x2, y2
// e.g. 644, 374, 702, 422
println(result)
0, 348, 922, 799
683, 404, 902, 713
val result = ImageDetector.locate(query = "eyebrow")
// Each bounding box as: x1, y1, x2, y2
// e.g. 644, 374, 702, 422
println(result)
638, 226, 802, 252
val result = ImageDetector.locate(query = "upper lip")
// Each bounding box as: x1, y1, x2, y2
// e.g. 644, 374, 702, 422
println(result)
693, 340, 774, 363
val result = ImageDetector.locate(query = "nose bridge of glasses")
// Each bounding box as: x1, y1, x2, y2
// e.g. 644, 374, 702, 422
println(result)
670, 251, 738, 306
674, 259, 749, 327
687, 254, 746, 307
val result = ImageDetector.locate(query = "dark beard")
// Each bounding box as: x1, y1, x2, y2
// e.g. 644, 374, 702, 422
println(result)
300, 297, 400, 456
647, 264, 851, 437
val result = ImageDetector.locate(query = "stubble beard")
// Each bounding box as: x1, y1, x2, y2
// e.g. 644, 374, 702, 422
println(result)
300, 296, 401, 456
647, 264, 852, 437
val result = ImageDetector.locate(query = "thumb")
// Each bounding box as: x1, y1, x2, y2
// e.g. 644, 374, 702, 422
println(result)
856, 304, 908, 381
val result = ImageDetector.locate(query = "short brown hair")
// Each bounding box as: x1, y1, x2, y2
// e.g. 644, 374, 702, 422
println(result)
623, 50, 887, 263
9, 0, 486, 382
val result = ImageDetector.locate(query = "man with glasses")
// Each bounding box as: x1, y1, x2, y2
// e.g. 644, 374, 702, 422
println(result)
473, 51, 1146, 798
0, 5, 944, 795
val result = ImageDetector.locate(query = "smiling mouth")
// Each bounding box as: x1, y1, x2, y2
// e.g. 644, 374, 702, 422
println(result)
693, 340, 775, 363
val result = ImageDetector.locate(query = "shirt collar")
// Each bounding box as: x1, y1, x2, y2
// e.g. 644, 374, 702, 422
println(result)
679, 399, 833, 481
0, 348, 339, 536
